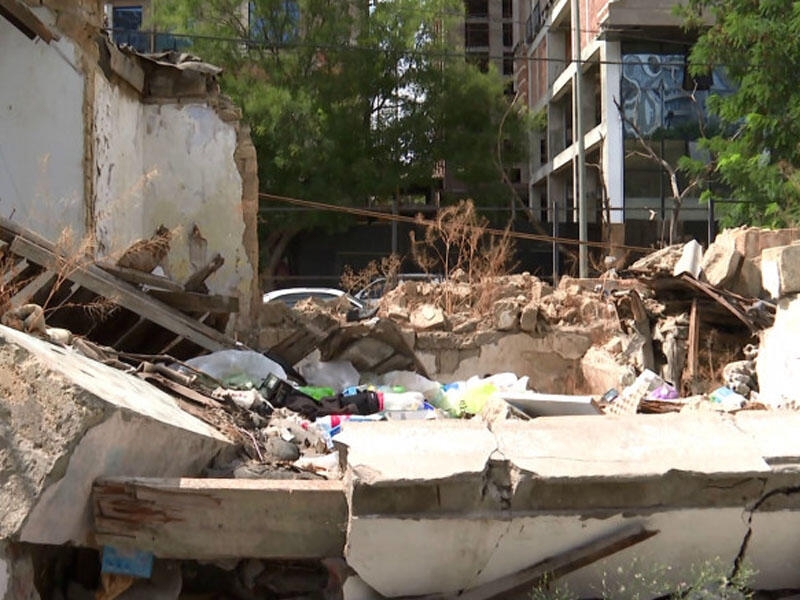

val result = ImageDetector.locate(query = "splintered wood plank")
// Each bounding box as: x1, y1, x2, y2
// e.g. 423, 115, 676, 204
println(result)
98, 262, 183, 292
9, 269, 56, 308
4, 230, 233, 352
93, 477, 347, 560
147, 290, 239, 314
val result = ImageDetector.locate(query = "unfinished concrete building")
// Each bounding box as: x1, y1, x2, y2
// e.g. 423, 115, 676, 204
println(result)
514, 0, 732, 249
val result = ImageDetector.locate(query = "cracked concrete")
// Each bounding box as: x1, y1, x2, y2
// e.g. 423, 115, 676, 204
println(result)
335, 412, 800, 597
0, 325, 233, 547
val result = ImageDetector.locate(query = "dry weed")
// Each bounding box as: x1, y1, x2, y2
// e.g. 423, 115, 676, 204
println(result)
340, 254, 401, 294
409, 200, 515, 315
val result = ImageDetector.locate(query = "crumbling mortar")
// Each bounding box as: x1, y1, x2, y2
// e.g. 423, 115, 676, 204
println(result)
731, 478, 799, 579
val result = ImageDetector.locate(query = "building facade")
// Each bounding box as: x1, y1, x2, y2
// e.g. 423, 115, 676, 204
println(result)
515, 0, 730, 249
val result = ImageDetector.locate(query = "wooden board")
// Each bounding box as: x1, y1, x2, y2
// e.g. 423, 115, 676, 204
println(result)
4, 230, 234, 352
93, 477, 347, 560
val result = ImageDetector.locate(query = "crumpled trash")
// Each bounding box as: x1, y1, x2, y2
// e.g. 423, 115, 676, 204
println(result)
434, 373, 529, 417
185, 349, 286, 388
1, 303, 45, 334
648, 382, 679, 400
296, 354, 359, 392
709, 386, 747, 411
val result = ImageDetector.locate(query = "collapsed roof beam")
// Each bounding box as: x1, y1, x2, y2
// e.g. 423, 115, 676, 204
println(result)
0, 0, 58, 43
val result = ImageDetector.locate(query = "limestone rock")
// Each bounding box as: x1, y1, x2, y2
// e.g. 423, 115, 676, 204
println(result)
410, 304, 446, 331
762, 244, 800, 299
701, 239, 743, 288
519, 302, 538, 332
493, 300, 519, 331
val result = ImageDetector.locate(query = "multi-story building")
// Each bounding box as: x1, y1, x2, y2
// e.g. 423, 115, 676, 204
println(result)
515, 0, 732, 252
442, 0, 527, 201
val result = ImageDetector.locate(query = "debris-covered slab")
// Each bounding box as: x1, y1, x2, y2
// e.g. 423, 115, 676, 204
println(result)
0, 324, 233, 547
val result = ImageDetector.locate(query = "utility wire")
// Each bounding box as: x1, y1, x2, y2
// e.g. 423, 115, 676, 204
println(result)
258, 191, 660, 254
120, 28, 717, 69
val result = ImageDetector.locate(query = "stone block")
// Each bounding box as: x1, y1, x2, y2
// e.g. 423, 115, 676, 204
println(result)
762, 244, 800, 299
732, 257, 764, 298
0, 325, 232, 546
519, 303, 538, 332
409, 304, 446, 331
701, 239, 742, 288
437, 349, 460, 374
493, 300, 519, 331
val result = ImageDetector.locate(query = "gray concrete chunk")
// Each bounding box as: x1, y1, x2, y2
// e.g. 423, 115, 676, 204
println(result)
0, 325, 232, 546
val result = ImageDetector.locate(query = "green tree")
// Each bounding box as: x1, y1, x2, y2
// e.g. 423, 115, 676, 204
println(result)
679, 0, 800, 226
151, 0, 531, 285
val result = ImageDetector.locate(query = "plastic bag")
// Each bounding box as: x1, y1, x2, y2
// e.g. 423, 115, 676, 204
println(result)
185, 350, 286, 388
297, 357, 359, 392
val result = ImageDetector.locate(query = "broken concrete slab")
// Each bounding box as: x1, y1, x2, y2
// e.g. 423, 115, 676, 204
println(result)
0, 324, 232, 547
335, 420, 497, 483
762, 243, 800, 299
701, 239, 742, 288
336, 414, 800, 597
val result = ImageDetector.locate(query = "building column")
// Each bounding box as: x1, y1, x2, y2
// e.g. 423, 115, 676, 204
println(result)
601, 40, 623, 226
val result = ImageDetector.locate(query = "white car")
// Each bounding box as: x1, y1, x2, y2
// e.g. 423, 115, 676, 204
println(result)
262, 287, 366, 311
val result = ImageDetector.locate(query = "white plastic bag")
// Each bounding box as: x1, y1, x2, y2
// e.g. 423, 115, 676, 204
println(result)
185, 349, 286, 387
297, 356, 359, 392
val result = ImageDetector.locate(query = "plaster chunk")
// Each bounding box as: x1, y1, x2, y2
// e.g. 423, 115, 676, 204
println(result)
410, 304, 446, 330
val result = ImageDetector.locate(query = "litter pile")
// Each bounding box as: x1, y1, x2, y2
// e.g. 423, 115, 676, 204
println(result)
5, 222, 800, 599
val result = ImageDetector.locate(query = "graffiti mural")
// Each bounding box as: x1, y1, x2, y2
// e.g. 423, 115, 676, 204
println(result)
621, 53, 734, 137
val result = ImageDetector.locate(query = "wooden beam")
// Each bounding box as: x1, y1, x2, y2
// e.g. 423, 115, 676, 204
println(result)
4, 231, 234, 352
148, 290, 239, 314
1, 258, 29, 286
9, 269, 55, 309
93, 477, 347, 560
183, 253, 224, 292
0, 0, 59, 42
97, 262, 183, 292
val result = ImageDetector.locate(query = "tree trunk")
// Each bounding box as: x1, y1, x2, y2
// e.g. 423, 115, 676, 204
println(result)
261, 228, 299, 292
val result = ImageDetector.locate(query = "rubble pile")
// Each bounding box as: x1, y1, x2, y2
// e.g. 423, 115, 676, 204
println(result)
6, 224, 800, 599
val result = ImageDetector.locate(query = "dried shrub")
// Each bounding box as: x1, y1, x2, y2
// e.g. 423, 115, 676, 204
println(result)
409, 199, 515, 314
340, 254, 401, 294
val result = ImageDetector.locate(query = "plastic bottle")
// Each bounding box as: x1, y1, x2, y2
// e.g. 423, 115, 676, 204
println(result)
379, 390, 425, 411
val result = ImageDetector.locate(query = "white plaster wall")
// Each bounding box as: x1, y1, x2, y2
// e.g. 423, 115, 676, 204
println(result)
93, 81, 253, 302
0, 17, 85, 241
94, 74, 146, 250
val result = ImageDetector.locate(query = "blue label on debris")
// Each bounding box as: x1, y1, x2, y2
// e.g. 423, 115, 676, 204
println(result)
101, 545, 154, 579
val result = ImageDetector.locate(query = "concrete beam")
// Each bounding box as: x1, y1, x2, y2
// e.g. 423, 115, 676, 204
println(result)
93, 477, 347, 560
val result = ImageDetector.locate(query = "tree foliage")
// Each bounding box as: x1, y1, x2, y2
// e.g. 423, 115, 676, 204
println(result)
151, 0, 531, 236
679, 0, 800, 226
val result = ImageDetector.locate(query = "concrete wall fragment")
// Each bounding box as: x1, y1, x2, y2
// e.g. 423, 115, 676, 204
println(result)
3, 1, 260, 331
0, 325, 232, 547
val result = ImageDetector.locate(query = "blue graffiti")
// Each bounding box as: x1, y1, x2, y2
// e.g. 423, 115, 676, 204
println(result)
621, 53, 734, 137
